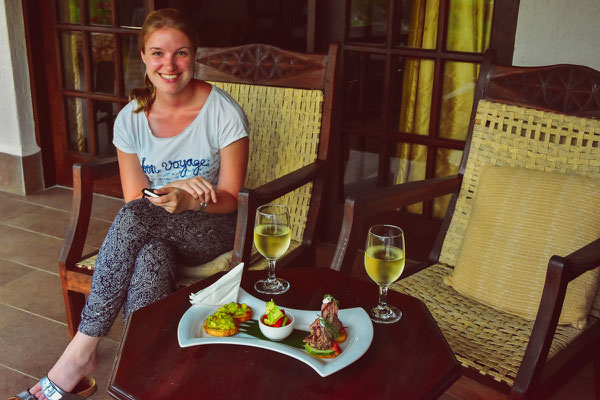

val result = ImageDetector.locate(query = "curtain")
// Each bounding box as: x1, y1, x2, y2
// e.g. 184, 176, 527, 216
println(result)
67, 2, 86, 152
396, 0, 493, 217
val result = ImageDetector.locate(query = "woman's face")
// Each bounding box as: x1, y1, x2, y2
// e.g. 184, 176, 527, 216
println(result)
141, 27, 194, 97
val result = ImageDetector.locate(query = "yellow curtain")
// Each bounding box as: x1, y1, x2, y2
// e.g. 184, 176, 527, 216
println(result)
396, 0, 493, 217
64, 1, 85, 152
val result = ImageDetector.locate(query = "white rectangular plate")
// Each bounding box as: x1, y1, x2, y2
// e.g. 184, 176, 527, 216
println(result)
177, 289, 373, 377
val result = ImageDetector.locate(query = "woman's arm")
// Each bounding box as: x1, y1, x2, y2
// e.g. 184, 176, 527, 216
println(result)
117, 149, 150, 202
151, 137, 249, 214
212, 136, 249, 210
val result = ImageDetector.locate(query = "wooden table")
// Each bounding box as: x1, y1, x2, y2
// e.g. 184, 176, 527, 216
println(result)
108, 268, 460, 400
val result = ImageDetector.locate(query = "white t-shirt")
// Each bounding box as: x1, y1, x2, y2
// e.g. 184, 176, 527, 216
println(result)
113, 85, 249, 189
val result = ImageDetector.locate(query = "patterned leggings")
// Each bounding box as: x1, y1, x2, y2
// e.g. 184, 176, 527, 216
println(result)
79, 198, 237, 337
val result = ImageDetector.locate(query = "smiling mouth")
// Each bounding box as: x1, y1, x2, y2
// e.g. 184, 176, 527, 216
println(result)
160, 73, 178, 80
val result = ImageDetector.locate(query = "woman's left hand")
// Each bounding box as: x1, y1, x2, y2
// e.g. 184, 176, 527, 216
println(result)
146, 186, 201, 214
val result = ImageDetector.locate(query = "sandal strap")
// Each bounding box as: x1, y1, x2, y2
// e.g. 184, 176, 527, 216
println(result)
40, 376, 85, 400
14, 390, 36, 400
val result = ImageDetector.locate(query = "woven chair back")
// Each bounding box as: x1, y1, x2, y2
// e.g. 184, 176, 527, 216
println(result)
212, 82, 324, 242
440, 100, 600, 266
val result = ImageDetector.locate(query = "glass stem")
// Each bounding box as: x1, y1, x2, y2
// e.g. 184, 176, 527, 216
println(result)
267, 260, 277, 283
378, 285, 389, 311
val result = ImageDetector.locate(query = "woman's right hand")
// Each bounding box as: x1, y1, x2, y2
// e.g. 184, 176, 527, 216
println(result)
164, 176, 217, 204
147, 186, 203, 214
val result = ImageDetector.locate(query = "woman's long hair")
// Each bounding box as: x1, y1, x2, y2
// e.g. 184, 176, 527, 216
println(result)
129, 8, 199, 114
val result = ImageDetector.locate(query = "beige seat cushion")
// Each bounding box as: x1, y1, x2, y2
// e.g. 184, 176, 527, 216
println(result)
76, 240, 302, 288
444, 166, 600, 327
392, 264, 597, 386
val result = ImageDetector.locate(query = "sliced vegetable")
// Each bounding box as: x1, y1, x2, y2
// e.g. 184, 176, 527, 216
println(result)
305, 342, 335, 356
264, 299, 284, 325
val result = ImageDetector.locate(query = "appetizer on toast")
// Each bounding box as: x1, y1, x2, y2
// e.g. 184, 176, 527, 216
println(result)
321, 295, 347, 343
203, 312, 238, 337
203, 302, 253, 337
303, 317, 342, 358
217, 302, 253, 323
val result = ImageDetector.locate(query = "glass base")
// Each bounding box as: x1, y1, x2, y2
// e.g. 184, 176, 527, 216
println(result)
368, 305, 402, 324
254, 278, 290, 295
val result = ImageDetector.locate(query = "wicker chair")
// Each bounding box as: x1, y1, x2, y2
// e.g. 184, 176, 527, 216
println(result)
59, 43, 338, 337
331, 53, 600, 400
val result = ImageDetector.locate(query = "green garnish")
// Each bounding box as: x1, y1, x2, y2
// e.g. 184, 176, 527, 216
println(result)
320, 317, 341, 339
217, 302, 249, 317
323, 294, 339, 307
205, 312, 236, 330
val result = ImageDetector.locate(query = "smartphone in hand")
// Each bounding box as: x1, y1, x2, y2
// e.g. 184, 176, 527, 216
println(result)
142, 188, 164, 198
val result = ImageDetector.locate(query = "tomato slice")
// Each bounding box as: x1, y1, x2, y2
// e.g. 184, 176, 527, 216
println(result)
332, 342, 341, 355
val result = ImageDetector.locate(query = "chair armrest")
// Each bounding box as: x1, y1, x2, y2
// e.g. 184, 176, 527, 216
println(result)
513, 237, 600, 397
330, 175, 463, 274
58, 157, 120, 267
230, 160, 328, 267
564, 237, 600, 280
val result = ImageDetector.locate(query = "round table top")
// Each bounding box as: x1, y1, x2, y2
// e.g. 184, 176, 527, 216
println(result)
108, 267, 460, 400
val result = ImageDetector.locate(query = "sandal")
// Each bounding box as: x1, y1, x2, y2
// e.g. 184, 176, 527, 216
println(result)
10, 376, 96, 400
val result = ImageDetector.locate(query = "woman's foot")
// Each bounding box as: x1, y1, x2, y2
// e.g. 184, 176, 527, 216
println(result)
28, 332, 100, 400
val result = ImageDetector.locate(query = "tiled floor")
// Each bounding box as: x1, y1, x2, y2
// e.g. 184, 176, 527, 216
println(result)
0, 186, 595, 399
0, 187, 124, 400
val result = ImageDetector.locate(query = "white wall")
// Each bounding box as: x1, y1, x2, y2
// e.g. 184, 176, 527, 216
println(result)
513, 0, 600, 70
0, 0, 37, 157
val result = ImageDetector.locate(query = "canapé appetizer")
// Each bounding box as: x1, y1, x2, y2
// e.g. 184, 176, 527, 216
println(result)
203, 312, 238, 337
218, 302, 253, 323
321, 294, 347, 343
303, 317, 342, 358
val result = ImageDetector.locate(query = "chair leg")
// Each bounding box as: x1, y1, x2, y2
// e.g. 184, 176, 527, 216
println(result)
595, 353, 600, 400
63, 289, 86, 338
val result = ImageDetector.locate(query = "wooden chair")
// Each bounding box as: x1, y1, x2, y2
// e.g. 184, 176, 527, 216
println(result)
59, 43, 338, 337
331, 52, 600, 400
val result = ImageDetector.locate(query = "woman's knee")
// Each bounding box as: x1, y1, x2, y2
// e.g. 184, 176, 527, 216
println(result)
113, 199, 155, 232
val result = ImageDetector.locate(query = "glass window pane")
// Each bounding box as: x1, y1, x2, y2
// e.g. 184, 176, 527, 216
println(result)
439, 61, 479, 140
343, 51, 385, 129
89, 0, 113, 26
65, 97, 90, 154
91, 33, 115, 94
446, 0, 494, 52
349, 0, 389, 44
391, 143, 427, 184
390, 142, 427, 214
343, 135, 380, 195
60, 31, 85, 91
119, 0, 147, 28
94, 101, 119, 157
121, 34, 145, 96
57, 0, 81, 24
394, 0, 438, 49
433, 148, 462, 218
393, 57, 434, 134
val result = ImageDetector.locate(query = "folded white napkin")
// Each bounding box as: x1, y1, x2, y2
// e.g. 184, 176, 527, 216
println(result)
189, 263, 244, 306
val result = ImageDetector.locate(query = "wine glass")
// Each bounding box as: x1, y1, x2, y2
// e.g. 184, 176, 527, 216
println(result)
253, 204, 291, 295
364, 224, 405, 323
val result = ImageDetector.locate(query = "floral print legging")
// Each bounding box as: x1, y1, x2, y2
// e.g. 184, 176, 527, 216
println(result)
79, 198, 237, 337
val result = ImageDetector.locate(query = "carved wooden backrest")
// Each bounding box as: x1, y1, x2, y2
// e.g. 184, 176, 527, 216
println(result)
194, 44, 336, 241
195, 44, 330, 90
482, 63, 600, 119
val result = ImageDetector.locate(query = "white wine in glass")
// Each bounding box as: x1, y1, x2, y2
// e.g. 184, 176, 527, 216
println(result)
364, 224, 405, 323
253, 204, 291, 294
